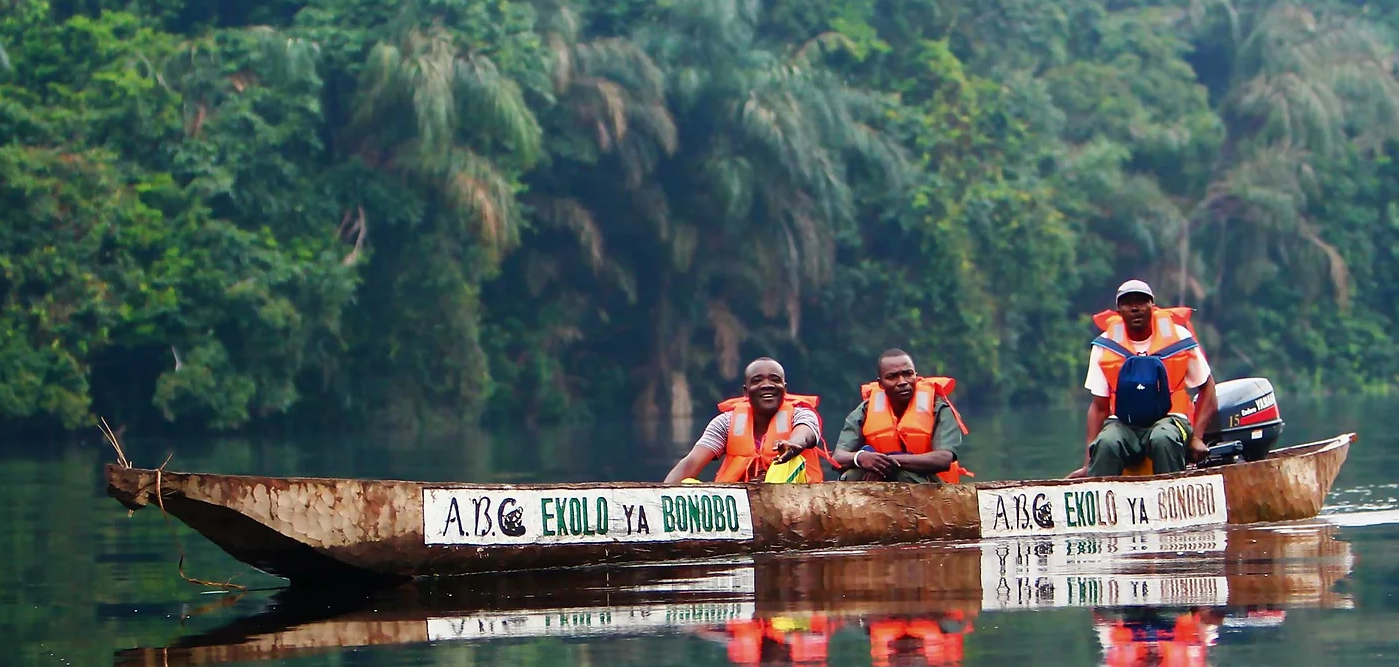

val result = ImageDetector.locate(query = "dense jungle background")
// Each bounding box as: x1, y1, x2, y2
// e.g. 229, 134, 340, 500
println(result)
5, 0, 1399, 437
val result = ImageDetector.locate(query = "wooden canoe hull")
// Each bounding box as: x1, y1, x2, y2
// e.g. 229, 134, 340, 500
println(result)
104, 433, 1353, 586
111, 521, 1356, 667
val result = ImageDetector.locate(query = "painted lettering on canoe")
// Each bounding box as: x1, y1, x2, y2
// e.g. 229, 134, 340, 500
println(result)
982, 571, 1228, 610
976, 475, 1227, 538
979, 530, 1229, 609
425, 601, 756, 640
422, 487, 754, 546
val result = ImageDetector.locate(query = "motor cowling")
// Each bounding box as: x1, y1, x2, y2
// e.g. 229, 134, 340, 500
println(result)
1200, 377, 1284, 464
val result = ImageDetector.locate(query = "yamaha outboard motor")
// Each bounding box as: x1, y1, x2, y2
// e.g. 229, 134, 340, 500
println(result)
1198, 377, 1285, 467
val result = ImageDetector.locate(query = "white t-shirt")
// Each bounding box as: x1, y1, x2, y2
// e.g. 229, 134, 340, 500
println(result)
1084, 324, 1212, 398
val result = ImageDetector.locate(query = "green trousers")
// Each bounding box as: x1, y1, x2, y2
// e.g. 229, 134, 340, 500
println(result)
1087, 415, 1192, 477
839, 466, 938, 484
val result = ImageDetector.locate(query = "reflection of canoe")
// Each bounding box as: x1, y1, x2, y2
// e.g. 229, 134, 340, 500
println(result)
104, 434, 1352, 585
111, 523, 1354, 667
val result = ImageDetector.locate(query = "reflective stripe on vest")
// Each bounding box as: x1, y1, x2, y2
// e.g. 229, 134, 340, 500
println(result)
860, 378, 964, 455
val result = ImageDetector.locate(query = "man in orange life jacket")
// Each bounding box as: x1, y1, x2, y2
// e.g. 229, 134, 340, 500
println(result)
1093, 606, 1222, 667
663, 357, 824, 483
867, 611, 975, 666
1071, 280, 1218, 478
831, 349, 967, 483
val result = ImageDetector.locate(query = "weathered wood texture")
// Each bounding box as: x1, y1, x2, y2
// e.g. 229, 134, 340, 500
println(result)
111, 523, 1354, 667
104, 434, 1352, 585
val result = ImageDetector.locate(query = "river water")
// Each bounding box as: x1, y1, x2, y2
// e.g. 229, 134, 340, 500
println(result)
2, 394, 1397, 666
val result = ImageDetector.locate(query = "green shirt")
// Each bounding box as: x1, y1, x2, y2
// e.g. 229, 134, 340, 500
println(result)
834, 396, 963, 460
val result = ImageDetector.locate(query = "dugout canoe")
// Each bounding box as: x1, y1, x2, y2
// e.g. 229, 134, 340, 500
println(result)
112, 522, 1356, 666
103, 432, 1353, 587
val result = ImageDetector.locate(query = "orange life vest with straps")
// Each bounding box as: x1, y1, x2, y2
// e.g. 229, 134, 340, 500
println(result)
859, 378, 973, 483
714, 394, 831, 483
1101, 612, 1208, 667
869, 614, 972, 667
1092, 307, 1200, 419
725, 617, 833, 664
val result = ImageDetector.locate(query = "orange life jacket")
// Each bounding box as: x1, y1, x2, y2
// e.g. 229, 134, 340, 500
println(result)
859, 378, 972, 483
714, 394, 829, 483
787, 629, 830, 664
869, 617, 968, 666
1101, 613, 1207, 667
724, 617, 832, 665
1092, 307, 1200, 419
727, 619, 765, 664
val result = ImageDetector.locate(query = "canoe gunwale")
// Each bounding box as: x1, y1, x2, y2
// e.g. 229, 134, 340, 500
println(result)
105, 432, 1353, 492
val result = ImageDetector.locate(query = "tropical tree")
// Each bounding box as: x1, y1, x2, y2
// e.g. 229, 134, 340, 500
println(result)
1194, 1, 1399, 313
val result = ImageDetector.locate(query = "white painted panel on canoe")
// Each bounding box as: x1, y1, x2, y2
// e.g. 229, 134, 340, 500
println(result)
425, 601, 757, 640
980, 530, 1230, 609
422, 487, 754, 546
982, 572, 1229, 609
977, 475, 1228, 539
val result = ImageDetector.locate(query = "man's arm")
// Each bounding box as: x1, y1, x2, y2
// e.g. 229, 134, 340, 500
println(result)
830, 402, 897, 477
1072, 395, 1112, 476
663, 446, 718, 483
663, 414, 726, 483
1071, 344, 1110, 478
1183, 341, 1216, 462
829, 403, 866, 469
772, 421, 820, 462
1187, 375, 1217, 461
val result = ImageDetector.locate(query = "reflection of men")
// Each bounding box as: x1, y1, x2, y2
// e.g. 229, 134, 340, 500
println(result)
1093, 607, 1221, 666
868, 612, 975, 666
1072, 280, 1217, 478
718, 615, 835, 665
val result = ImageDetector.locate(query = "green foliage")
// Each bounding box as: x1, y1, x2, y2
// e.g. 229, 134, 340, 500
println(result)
5, 0, 1399, 435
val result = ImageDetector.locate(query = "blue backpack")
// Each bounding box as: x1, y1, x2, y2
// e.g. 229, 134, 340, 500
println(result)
1092, 337, 1198, 427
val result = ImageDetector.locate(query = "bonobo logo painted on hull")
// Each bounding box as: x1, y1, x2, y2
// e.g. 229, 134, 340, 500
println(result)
422, 487, 755, 546
976, 475, 1228, 538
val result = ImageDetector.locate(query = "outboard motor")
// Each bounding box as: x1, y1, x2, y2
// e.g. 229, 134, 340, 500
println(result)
1198, 377, 1285, 467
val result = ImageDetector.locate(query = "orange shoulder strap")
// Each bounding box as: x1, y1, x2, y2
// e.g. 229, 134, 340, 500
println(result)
922, 376, 968, 435
922, 376, 956, 395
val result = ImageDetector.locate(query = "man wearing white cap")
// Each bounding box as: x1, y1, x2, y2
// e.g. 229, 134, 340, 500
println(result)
1070, 279, 1217, 478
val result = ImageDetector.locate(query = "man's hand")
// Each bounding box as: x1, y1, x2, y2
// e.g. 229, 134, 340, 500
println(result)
1188, 435, 1210, 463
854, 450, 898, 478
773, 440, 805, 463
1065, 466, 1087, 479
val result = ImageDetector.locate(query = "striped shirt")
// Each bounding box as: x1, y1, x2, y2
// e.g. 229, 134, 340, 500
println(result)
694, 407, 821, 456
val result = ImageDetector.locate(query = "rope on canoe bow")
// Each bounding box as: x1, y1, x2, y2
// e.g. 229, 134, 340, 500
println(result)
100, 416, 247, 592
154, 463, 249, 592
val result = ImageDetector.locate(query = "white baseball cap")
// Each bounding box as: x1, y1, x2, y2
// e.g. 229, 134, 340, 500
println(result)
1116, 279, 1154, 301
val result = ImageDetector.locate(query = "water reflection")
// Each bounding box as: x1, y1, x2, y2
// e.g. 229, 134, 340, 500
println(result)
6, 395, 1396, 666
113, 520, 1355, 667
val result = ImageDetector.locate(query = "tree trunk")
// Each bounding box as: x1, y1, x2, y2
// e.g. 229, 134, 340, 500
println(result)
669, 370, 693, 446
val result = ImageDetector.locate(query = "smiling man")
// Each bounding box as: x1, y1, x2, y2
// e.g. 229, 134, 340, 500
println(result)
831, 349, 968, 484
662, 357, 826, 484
1070, 280, 1218, 478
